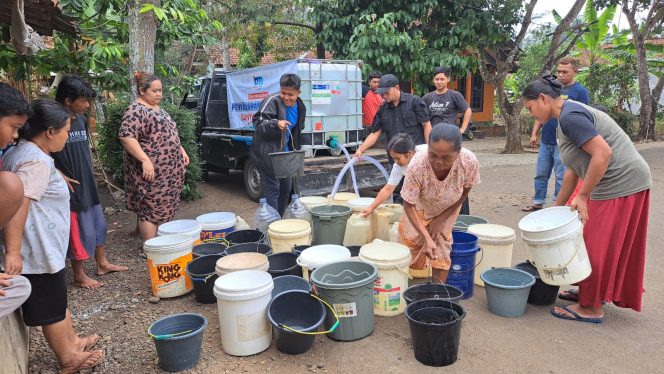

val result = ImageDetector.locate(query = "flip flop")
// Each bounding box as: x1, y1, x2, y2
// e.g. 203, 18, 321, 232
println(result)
558, 288, 579, 302
522, 205, 543, 212
550, 306, 603, 324
83, 334, 99, 351
59, 349, 105, 374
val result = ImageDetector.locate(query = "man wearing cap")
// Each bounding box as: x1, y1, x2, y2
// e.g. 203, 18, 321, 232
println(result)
354, 74, 432, 159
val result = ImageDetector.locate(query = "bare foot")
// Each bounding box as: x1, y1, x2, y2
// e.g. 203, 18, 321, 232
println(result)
59, 349, 105, 374
73, 273, 104, 289
74, 333, 99, 352
96, 262, 129, 276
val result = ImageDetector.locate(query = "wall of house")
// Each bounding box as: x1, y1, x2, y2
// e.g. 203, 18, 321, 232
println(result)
449, 74, 495, 124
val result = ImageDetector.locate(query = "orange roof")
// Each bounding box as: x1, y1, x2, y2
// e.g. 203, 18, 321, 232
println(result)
207, 46, 333, 67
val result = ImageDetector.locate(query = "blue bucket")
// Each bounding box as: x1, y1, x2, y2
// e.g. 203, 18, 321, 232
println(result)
447, 232, 479, 299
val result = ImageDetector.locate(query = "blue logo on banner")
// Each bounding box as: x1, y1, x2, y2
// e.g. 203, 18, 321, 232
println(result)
253, 76, 264, 88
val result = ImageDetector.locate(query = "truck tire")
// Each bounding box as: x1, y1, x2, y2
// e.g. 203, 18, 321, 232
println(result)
243, 159, 264, 202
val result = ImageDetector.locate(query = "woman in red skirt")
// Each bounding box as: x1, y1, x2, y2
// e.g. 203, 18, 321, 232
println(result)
522, 75, 652, 323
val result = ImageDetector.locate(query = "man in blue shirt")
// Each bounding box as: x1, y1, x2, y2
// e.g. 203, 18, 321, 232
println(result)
523, 57, 589, 211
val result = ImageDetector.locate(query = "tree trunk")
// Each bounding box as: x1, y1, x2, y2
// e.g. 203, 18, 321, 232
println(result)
127, 0, 159, 101
496, 79, 524, 153
221, 30, 231, 70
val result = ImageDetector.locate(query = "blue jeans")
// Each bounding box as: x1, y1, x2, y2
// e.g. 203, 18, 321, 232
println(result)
533, 144, 565, 205
261, 173, 292, 217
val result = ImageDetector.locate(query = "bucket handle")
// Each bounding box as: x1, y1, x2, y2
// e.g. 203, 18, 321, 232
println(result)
188, 273, 216, 283
393, 265, 414, 280
278, 292, 340, 335
532, 232, 584, 272
448, 246, 484, 274
202, 237, 230, 247
148, 329, 193, 341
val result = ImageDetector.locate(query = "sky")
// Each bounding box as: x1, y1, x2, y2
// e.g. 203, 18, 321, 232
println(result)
533, 0, 631, 30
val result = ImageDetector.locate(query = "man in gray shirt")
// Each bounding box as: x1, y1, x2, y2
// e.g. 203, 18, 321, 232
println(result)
422, 67, 472, 133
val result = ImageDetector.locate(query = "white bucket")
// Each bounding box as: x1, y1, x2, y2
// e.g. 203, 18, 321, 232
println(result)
518, 207, 592, 286
300, 196, 328, 212
143, 234, 194, 298
267, 219, 312, 253
157, 219, 202, 244
326, 192, 359, 206
296, 245, 351, 280
196, 212, 237, 242
215, 253, 269, 277
213, 270, 273, 356
359, 239, 412, 316
347, 197, 375, 213
467, 224, 516, 287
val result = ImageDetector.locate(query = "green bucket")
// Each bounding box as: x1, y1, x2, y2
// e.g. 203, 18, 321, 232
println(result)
310, 261, 378, 341
453, 215, 489, 232
309, 205, 352, 245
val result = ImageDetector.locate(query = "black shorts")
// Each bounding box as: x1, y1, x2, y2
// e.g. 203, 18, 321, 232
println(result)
22, 269, 67, 326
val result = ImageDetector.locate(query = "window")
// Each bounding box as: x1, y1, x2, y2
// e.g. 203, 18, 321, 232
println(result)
470, 73, 484, 112
456, 76, 467, 100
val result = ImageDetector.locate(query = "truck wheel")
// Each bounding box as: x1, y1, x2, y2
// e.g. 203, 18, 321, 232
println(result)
243, 159, 264, 202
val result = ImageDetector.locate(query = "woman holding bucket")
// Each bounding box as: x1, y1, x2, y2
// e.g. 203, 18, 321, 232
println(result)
522, 75, 651, 323
400, 124, 481, 283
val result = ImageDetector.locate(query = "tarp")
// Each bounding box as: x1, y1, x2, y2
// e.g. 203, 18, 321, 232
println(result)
226, 60, 298, 129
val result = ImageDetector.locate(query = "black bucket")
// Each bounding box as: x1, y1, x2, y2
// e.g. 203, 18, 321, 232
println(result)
267, 290, 325, 354
269, 150, 305, 178
346, 246, 361, 257
148, 313, 207, 372
226, 229, 265, 245
515, 261, 560, 305
225, 243, 272, 256
268, 253, 302, 278
293, 245, 311, 256
192, 243, 227, 259
272, 275, 311, 299
186, 254, 223, 304
403, 283, 464, 305
406, 299, 466, 367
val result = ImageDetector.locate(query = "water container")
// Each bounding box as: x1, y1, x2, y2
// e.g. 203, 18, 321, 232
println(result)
327, 192, 358, 206
299, 196, 328, 212
143, 234, 194, 298
234, 216, 251, 231
467, 224, 516, 287
296, 245, 351, 280
215, 253, 269, 277
196, 212, 237, 242
253, 198, 281, 234
284, 194, 312, 222
157, 220, 202, 244
347, 198, 375, 214
378, 204, 404, 223
267, 219, 312, 253
389, 222, 400, 243
372, 208, 392, 241
343, 214, 372, 247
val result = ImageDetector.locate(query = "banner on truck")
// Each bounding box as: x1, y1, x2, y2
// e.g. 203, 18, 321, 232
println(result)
226, 60, 298, 129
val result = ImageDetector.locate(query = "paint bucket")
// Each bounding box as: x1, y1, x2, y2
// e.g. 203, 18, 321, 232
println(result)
272, 275, 311, 299
215, 252, 269, 277
310, 261, 378, 341
446, 232, 480, 299
480, 268, 535, 318
518, 207, 592, 286
326, 192, 358, 206
143, 234, 194, 298
299, 196, 328, 212
192, 243, 227, 259
347, 197, 375, 214
296, 245, 351, 280
213, 270, 273, 356
157, 220, 202, 244
225, 243, 272, 256
268, 252, 302, 278
267, 290, 326, 354
467, 224, 516, 287
515, 261, 560, 305
453, 215, 489, 232
196, 212, 237, 242
226, 229, 266, 245
267, 219, 312, 253
310, 205, 352, 245
403, 283, 464, 305
148, 313, 207, 372
358, 239, 411, 316
186, 254, 224, 304
406, 300, 465, 367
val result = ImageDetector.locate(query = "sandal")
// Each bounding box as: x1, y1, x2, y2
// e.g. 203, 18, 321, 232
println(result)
59, 349, 105, 374
551, 306, 603, 324
558, 288, 579, 302
522, 204, 543, 212
82, 334, 99, 352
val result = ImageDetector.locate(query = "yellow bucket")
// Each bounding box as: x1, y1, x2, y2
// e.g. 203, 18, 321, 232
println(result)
267, 219, 312, 253
326, 192, 358, 206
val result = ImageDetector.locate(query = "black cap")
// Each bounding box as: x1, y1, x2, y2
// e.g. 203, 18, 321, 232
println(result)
375, 74, 399, 95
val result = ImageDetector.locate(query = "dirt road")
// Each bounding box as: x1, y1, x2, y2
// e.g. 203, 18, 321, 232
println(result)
28, 138, 664, 373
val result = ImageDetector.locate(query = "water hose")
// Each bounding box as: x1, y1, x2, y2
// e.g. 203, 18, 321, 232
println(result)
329, 156, 389, 200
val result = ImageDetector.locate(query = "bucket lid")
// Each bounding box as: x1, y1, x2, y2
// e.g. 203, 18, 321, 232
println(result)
310, 205, 352, 217
157, 219, 202, 235
347, 197, 374, 208
196, 212, 237, 228
518, 206, 578, 233
144, 234, 193, 251
300, 196, 328, 205
215, 252, 268, 272
214, 270, 273, 301
467, 224, 516, 241
268, 219, 311, 234
297, 245, 351, 269
359, 239, 410, 266
327, 192, 358, 201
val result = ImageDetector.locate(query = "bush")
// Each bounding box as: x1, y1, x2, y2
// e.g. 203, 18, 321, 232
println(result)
97, 100, 202, 202
608, 108, 636, 139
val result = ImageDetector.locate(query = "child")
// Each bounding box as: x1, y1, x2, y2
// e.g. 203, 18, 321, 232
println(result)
360, 133, 415, 218
53, 75, 128, 289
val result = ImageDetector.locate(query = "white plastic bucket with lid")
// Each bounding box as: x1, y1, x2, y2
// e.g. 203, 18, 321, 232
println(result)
143, 234, 194, 298
157, 219, 202, 244
213, 270, 274, 356
267, 219, 312, 253
359, 239, 412, 316
326, 192, 358, 206
215, 253, 269, 277
196, 212, 237, 242
296, 245, 351, 280
518, 207, 592, 286
467, 224, 516, 287
299, 196, 328, 212
347, 197, 375, 213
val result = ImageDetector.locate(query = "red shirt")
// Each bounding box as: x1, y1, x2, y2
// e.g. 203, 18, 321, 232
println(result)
362, 91, 382, 127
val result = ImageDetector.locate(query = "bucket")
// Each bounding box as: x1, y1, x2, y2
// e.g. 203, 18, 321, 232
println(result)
296, 245, 351, 280
192, 243, 227, 259
143, 234, 194, 298
310, 261, 378, 341
268, 219, 312, 253
293, 245, 310, 256
213, 270, 274, 356
226, 229, 266, 245
403, 283, 464, 304
406, 300, 465, 367
215, 252, 269, 277
358, 239, 412, 316
157, 220, 202, 243
515, 261, 560, 305
186, 254, 224, 304
268, 252, 302, 278
269, 150, 305, 178
447, 232, 480, 299
518, 207, 592, 285
272, 275, 311, 299
225, 243, 272, 256
267, 290, 326, 354
310, 205, 352, 245
347, 197, 374, 213
149, 313, 207, 372
299, 196, 328, 212
467, 224, 516, 287
326, 192, 358, 206
346, 246, 361, 257
480, 268, 536, 318
196, 212, 237, 242
453, 215, 489, 232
